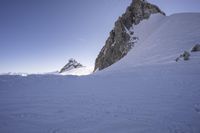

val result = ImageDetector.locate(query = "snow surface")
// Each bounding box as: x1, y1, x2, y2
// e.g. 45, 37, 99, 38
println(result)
1, 67, 93, 77
0, 13, 200, 133
60, 66, 93, 76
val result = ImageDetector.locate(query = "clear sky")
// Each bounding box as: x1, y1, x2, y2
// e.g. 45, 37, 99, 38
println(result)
1, 0, 200, 73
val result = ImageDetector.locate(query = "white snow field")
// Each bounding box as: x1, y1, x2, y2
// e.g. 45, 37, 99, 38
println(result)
60, 66, 93, 76
0, 13, 200, 133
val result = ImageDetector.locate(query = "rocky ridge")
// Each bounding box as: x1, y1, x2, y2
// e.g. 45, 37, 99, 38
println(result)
94, 0, 165, 71
59, 59, 83, 73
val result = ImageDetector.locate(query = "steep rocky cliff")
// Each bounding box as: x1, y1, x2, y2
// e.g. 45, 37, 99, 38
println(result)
94, 0, 165, 71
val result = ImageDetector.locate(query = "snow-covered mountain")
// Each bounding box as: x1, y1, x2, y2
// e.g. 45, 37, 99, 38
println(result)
96, 13, 200, 74
59, 59, 83, 73
59, 58, 92, 76
94, 0, 165, 71
0, 0, 200, 133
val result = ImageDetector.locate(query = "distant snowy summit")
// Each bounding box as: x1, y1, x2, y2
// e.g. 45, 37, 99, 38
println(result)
59, 58, 92, 76
59, 58, 83, 73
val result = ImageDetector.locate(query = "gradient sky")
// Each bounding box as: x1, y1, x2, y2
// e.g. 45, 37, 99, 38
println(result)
1, 0, 200, 73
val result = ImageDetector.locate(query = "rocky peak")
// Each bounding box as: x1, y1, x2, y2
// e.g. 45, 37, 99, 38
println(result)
59, 58, 83, 73
94, 0, 165, 71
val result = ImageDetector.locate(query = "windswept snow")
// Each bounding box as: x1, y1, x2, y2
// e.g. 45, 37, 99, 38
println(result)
0, 13, 200, 133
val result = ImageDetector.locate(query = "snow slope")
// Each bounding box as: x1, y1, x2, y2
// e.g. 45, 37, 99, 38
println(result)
100, 13, 200, 74
0, 13, 200, 133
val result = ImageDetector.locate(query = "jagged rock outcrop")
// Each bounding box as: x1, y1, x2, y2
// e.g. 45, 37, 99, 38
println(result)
60, 59, 83, 73
94, 0, 165, 71
191, 44, 200, 52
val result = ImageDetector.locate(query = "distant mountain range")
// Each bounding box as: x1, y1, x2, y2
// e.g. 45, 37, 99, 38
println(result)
0, 59, 92, 76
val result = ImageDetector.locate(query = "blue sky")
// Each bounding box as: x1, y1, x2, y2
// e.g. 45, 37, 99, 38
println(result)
0, 0, 200, 73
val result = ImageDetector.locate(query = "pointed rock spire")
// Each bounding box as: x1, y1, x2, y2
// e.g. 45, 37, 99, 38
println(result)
60, 58, 83, 73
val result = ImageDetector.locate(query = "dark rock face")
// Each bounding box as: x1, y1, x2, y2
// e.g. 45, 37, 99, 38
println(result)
94, 0, 165, 71
191, 44, 200, 52
175, 51, 191, 62
182, 51, 190, 61
60, 59, 83, 73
